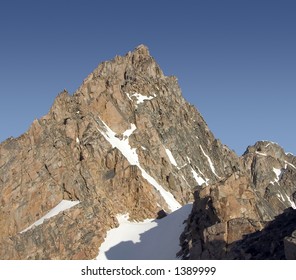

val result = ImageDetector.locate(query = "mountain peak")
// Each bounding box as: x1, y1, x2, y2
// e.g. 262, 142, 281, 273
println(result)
1, 46, 295, 260
243, 140, 286, 160
133, 44, 150, 56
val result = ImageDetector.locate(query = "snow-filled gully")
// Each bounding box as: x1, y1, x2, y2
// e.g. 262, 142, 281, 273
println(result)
96, 119, 181, 212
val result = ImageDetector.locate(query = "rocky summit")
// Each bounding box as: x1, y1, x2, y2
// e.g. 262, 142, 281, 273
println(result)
0, 45, 295, 259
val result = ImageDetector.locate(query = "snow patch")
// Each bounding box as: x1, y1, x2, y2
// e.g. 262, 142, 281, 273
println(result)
97, 121, 139, 165
199, 145, 220, 178
191, 168, 207, 186
126, 92, 156, 107
123, 124, 137, 138
165, 148, 178, 167
97, 119, 181, 211
76, 137, 80, 144
195, 166, 209, 185
21, 200, 80, 233
273, 168, 282, 182
97, 204, 192, 260
270, 167, 282, 185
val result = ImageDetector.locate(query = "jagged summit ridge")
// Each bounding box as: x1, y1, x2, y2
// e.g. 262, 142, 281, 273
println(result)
77, 44, 165, 99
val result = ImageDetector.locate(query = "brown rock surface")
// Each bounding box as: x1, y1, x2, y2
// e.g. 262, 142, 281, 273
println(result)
1, 45, 295, 260
179, 141, 296, 259
0, 45, 241, 259
179, 172, 267, 259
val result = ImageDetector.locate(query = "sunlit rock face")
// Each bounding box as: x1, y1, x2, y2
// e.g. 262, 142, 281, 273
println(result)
0, 45, 295, 260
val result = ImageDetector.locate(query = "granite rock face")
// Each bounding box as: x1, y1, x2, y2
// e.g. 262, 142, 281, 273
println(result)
243, 141, 296, 216
179, 141, 296, 259
0, 45, 240, 259
0, 45, 295, 259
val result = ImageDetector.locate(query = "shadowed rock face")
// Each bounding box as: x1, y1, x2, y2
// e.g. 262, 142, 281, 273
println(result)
179, 142, 296, 260
229, 208, 296, 260
0, 45, 295, 260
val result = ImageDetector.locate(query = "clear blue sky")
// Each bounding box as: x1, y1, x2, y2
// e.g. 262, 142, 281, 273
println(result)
0, 0, 295, 155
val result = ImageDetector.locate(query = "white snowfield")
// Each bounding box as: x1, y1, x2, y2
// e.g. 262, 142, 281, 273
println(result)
126, 92, 156, 107
97, 204, 192, 260
97, 119, 181, 211
20, 200, 80, 234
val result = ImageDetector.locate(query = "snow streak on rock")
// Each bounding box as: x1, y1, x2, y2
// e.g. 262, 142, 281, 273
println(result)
191, 168, 207, 186
285, 160, 296, 170
255, 151, 267, 156
20, 200, 80, 233
186, 156, 209, 185
286, 195, 296, 209
271, 168, 296, 209
199, 145, 220, 178
165, 148, 178, 167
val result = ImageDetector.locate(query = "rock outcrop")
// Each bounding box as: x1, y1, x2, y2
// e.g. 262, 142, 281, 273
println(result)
0, 45, 295, 259
179, 141, 296, 259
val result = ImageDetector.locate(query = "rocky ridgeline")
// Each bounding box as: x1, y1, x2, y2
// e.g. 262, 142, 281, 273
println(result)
0, 45, 295, 259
